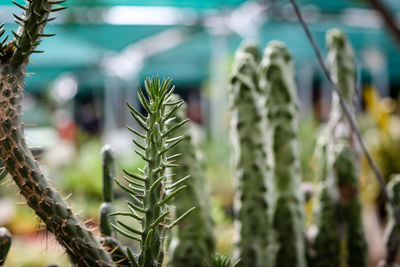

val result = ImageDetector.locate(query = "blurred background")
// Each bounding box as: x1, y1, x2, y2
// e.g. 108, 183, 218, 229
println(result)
1, 0, 400, 265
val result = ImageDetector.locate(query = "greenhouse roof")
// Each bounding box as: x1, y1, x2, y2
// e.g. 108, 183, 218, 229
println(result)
0, 0, 399, 91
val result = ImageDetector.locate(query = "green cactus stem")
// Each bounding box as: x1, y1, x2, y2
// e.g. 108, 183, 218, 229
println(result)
100, 145, 116, 237
328, 29, 367, 267
314, 29, 367, 267
166, 94, 215, 267
325, 28, 357, 139
0, 1, 114, 266
102, 144, 115, 203
312, 185, 340, 267
229, 40, 271, 267
381, 175, 400, 267
0, 227, 11, 266
98, 145, 132, 266
312, 140, 340, 267
260, 41, 305, 267
113, 77, 195, 267
333, 143, 367, 267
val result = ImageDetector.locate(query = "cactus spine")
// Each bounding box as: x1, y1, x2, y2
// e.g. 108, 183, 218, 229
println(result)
314, 29, 367, 267
381, 175, 400, 267
0, 1, 114, 265
0, 227, 11, 266
166, 94, 215, 267
229, 40, 272, 267
114, 77, 195, 267
259, 41, 305, 267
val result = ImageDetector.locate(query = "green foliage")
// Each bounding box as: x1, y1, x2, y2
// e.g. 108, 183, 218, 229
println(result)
203, 254, 239, 267
229, 40, 272, 267
0, 227, 11, 266
114, 77, 195, 267
166, 95, 215, 267
60, 141, 103, 198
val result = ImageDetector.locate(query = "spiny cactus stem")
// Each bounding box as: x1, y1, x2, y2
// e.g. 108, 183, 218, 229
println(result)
10, 0, 62, 65
260, 41, 305, 267
0, 65, 114, 266
289, 0, 400, 229
115, 78, 194, 267
230, 41, 271, 267
0, 227, 11, 266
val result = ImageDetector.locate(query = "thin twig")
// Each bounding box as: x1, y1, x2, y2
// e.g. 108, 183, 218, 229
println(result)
289, 0, 400, 228
368, 0, 400, 47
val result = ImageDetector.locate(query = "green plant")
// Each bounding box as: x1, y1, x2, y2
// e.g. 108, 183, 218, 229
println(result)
0, 0, 114, 265
0, 227, 11, 266
228, 40, 272, 267
99, 144, 131, 266
380, 175, 400, 267
112, 77, 195, 267
166, 94, 215, 267
313, 29, 367, 267
203, 254, 239, 267
259, 41, 306, 267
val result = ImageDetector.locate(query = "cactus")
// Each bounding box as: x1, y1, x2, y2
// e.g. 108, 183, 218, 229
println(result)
312, 185, 340, 267
380, 175, 400, 267
314, 29, 367, 267
229, 40, 272, 267
0, 227, 11, 266
327, 29, 367, 267
100, 145, 117, 237
203, 254, 239, 267
0, 1, 114, 265
312, 139, 341, 267
166, 94, 215, 267
259, 41, 306, 267
113, 77, 195, 267
333, 143, 367, 267
99, 145, 131, 266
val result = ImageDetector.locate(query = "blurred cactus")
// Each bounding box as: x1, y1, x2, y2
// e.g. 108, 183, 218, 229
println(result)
0, 227, 11, 266
313, 29, 367, 267
380, 175, 400, 267
203, 254, 239, 267
100, 144, 117, 237
99, 145, 131, 266
0, 0, 114, 265
260, 41, 306, 267
229, 40, 272, 267
166, 95, 215, 267
113, 77, 195, 266
334, 143, 367, 267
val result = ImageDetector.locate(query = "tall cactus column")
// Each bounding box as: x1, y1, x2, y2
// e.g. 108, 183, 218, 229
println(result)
99, 145, 131, 266
0, 1, 114, 266
329, 29, 367, 267
166, 95, 215, 267
113, 77, 195, 267
229, 40, 272, 267
259, 41, 306, 267
313, 29, 367, 267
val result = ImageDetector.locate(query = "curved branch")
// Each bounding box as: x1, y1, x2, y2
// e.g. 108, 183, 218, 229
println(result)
368, 0, 400, 47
